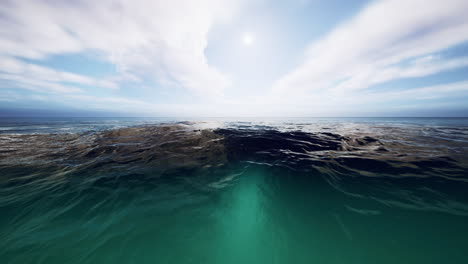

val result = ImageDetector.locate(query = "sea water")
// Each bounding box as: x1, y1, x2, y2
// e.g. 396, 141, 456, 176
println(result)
1, 117, 467, 263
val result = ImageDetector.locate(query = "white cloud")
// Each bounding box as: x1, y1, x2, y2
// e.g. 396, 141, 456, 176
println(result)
0, 56, 117, 92
1, 0, 467, 116
273, 0, 468, 97
279, 80, 468, 116
365, 80, 468, 101
332, 56, 468, 93
0, 0, 242, 96
0, 73, 83, 94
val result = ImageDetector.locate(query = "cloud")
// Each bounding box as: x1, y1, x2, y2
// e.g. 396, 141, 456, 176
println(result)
1, 0, 467, 116
273, 0, 468, 97
363, 80, 468, 101
332, 56, 468, 93
0, 0, 240, 96
0, 56, 116, 93
272, 80, 468, 116
0, 73, 83, 94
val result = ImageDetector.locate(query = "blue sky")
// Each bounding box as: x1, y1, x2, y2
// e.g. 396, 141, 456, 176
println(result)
0, 0, 468, 117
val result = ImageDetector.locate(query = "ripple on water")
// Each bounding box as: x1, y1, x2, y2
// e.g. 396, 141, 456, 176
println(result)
1, 122, 468, 263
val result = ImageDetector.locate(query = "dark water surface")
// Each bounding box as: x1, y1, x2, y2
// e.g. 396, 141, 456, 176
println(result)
1, 117, 468, 263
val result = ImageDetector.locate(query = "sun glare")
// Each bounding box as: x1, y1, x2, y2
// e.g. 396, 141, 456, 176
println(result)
242, 33, 254, 45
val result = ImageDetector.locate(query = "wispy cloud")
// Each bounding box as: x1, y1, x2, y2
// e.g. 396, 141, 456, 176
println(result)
363, 80, 468, 101
273, 0, 468, 97
1, 0, 467, 116
0, 0, 242, 96
332, 56, 468, 93
0, 56, 116, 93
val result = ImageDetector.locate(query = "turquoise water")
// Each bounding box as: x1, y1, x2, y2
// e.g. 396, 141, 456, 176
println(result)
1, 118, 468, 263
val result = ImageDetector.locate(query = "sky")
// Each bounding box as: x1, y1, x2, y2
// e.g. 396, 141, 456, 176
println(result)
1, 0, 468, 117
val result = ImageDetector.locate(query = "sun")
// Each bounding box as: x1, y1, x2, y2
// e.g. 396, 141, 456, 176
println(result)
242, 33, 254, 46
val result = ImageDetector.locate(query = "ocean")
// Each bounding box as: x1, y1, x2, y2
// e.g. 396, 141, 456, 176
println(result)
1, 117, 467, 263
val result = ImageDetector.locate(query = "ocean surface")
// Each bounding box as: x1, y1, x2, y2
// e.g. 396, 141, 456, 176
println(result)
1, 117, 468, 264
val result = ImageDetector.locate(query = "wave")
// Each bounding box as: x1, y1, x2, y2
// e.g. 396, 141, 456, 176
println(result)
1, 123, 467, 210
1, 122, 468, 263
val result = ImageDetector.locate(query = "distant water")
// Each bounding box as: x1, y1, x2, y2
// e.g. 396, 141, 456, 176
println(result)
1, 117, 468, 264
